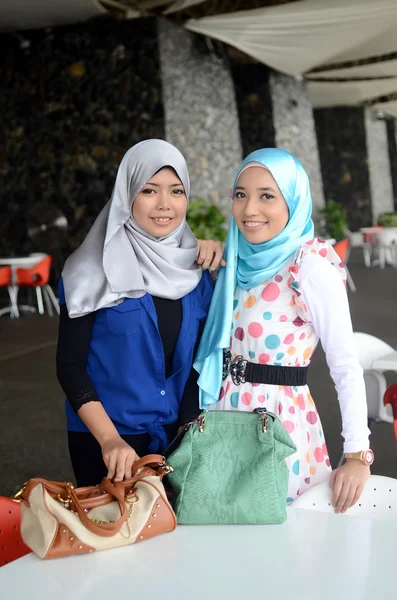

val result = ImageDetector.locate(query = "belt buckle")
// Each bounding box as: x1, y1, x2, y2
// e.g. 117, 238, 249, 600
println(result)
223, 350, 247, 385
230, 355, 247, 385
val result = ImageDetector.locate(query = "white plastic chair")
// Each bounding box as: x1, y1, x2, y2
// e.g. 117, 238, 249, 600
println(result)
290, 475, 397, 522
353, 332, 394, 425
375, 229, 397, 269
335, 333, 394, 467
347, 230, 372, 268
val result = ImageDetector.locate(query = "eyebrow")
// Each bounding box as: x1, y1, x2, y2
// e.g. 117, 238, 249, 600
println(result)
146, 181, 184, 188
235, 186, 277, 193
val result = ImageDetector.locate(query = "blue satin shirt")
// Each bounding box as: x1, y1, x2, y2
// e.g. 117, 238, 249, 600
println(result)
58, 272, 213, 451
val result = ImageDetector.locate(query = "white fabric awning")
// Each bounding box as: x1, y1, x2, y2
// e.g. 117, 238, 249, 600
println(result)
308, 77, 397, 108
186, 0, 397, 76
306, 59, 397, 81
372, 100, 397, 119
0, 0, 105, 31
325, 20, 397, 66
164, 0, 209, 14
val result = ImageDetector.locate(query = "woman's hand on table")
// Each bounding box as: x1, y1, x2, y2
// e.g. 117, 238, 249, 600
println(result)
196, 240, 226, 272
101, 436, 140, 481
330, 459, 370, 513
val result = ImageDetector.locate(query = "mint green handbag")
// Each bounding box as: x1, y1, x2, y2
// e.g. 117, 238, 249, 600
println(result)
167, 408, 297, 525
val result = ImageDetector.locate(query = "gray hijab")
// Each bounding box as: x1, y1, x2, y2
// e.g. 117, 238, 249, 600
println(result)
62, 139, 202, 318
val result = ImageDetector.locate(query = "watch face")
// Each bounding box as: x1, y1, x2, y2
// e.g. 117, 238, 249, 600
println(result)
363, 450, 374, 466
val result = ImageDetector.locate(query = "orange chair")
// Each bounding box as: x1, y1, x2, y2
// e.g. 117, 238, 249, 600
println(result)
333, 239, 350, 263
0, 266, 18, 318
15, 256, 59, 317
0, 497, 31, 567
333, 238, 356, 292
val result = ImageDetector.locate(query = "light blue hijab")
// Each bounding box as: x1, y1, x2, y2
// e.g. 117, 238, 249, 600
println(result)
194, 148, 314, 408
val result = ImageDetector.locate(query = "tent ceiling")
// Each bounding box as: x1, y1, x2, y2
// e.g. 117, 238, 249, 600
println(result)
1, 0, 396, 115
306, 59, 397, 81
0, 0, 105, 32
185, 0, 397, 76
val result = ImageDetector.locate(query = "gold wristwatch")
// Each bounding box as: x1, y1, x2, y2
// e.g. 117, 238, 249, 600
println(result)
345, 449, 374, 466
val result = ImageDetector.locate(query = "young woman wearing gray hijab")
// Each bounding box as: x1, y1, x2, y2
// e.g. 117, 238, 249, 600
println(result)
56, 139, 223, 487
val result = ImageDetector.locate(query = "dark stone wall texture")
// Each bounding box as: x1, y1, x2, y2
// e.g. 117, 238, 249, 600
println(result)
314, 107, 372, 230
232, 63, 276, 157
0, 18, 164, 261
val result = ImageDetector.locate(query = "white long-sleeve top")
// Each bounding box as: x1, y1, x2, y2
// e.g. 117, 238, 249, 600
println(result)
299, 253, 370, 453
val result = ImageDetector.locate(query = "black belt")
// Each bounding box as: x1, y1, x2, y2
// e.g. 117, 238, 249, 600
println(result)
222, 350, 308, 387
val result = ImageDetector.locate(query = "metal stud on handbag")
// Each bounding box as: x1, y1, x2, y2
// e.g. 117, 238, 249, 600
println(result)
14, 454, 176, 559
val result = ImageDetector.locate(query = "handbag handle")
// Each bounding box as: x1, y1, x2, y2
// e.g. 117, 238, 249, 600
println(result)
19, 478, 128, 537
131, 454, 168, 475
70, 478, 128, 536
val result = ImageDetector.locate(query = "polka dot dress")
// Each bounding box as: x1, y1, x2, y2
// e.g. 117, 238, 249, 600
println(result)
211, 239, 347, 502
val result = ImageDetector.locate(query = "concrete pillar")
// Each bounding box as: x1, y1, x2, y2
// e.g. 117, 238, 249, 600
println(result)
364, 107, 394, 223
269, 73, 325, 223
158, 18, 242, 211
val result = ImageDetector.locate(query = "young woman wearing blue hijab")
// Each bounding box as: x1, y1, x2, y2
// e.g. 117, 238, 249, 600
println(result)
56, 139, 224, 487
195, 148, 372, 514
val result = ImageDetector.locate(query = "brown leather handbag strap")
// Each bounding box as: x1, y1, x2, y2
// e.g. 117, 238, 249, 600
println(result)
20, 478, 70, 504
131, 454, 165, 475
68, 478, 129, 537
20, 478, 128, 537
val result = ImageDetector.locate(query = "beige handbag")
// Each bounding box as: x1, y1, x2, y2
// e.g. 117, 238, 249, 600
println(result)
14, 454, 176, 559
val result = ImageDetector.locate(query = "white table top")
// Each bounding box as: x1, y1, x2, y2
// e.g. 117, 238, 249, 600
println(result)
1, 509, 396, 600
0, 254, 48, 268
360, 227, 397, 233
373, 350, 397, 372
360, 227, 380, 233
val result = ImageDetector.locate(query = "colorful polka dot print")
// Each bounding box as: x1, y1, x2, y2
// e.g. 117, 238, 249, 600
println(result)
211, 239, 345, 502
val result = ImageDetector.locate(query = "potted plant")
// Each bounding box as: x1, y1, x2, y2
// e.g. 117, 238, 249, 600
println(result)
187, 197, 228, 242
319, 200, 348, 241
378, 213, 397, 227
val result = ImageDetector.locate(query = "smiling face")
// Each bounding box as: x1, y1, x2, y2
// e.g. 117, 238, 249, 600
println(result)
232, 166, 289, 244
132, 167, 188, 237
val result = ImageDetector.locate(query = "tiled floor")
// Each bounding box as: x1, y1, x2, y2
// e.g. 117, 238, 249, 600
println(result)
1, 249, 397, 495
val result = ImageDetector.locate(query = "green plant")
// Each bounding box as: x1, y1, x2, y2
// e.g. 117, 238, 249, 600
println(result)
320, 200, 348, 241
187, 198, 228, 242
378, 213, 397, 227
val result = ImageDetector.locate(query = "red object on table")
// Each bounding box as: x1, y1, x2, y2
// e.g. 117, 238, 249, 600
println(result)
384, 383, 397, 442
0, 497, 31, 567
363, 226, 384, 244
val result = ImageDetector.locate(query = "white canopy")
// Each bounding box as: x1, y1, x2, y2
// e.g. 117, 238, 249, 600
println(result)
372, 100, 397, 119
306, 59, 397, 81
186, 0, 397, 113
164, 0, 209, 15
0, 0, 104, 31
186, 0, 397, 76
307, 78, 397, 108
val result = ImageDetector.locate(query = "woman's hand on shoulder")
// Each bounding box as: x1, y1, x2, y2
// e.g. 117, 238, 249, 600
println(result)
330, 459, 370, 513
101, 435, 140, 481
196, 239, 226, 272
